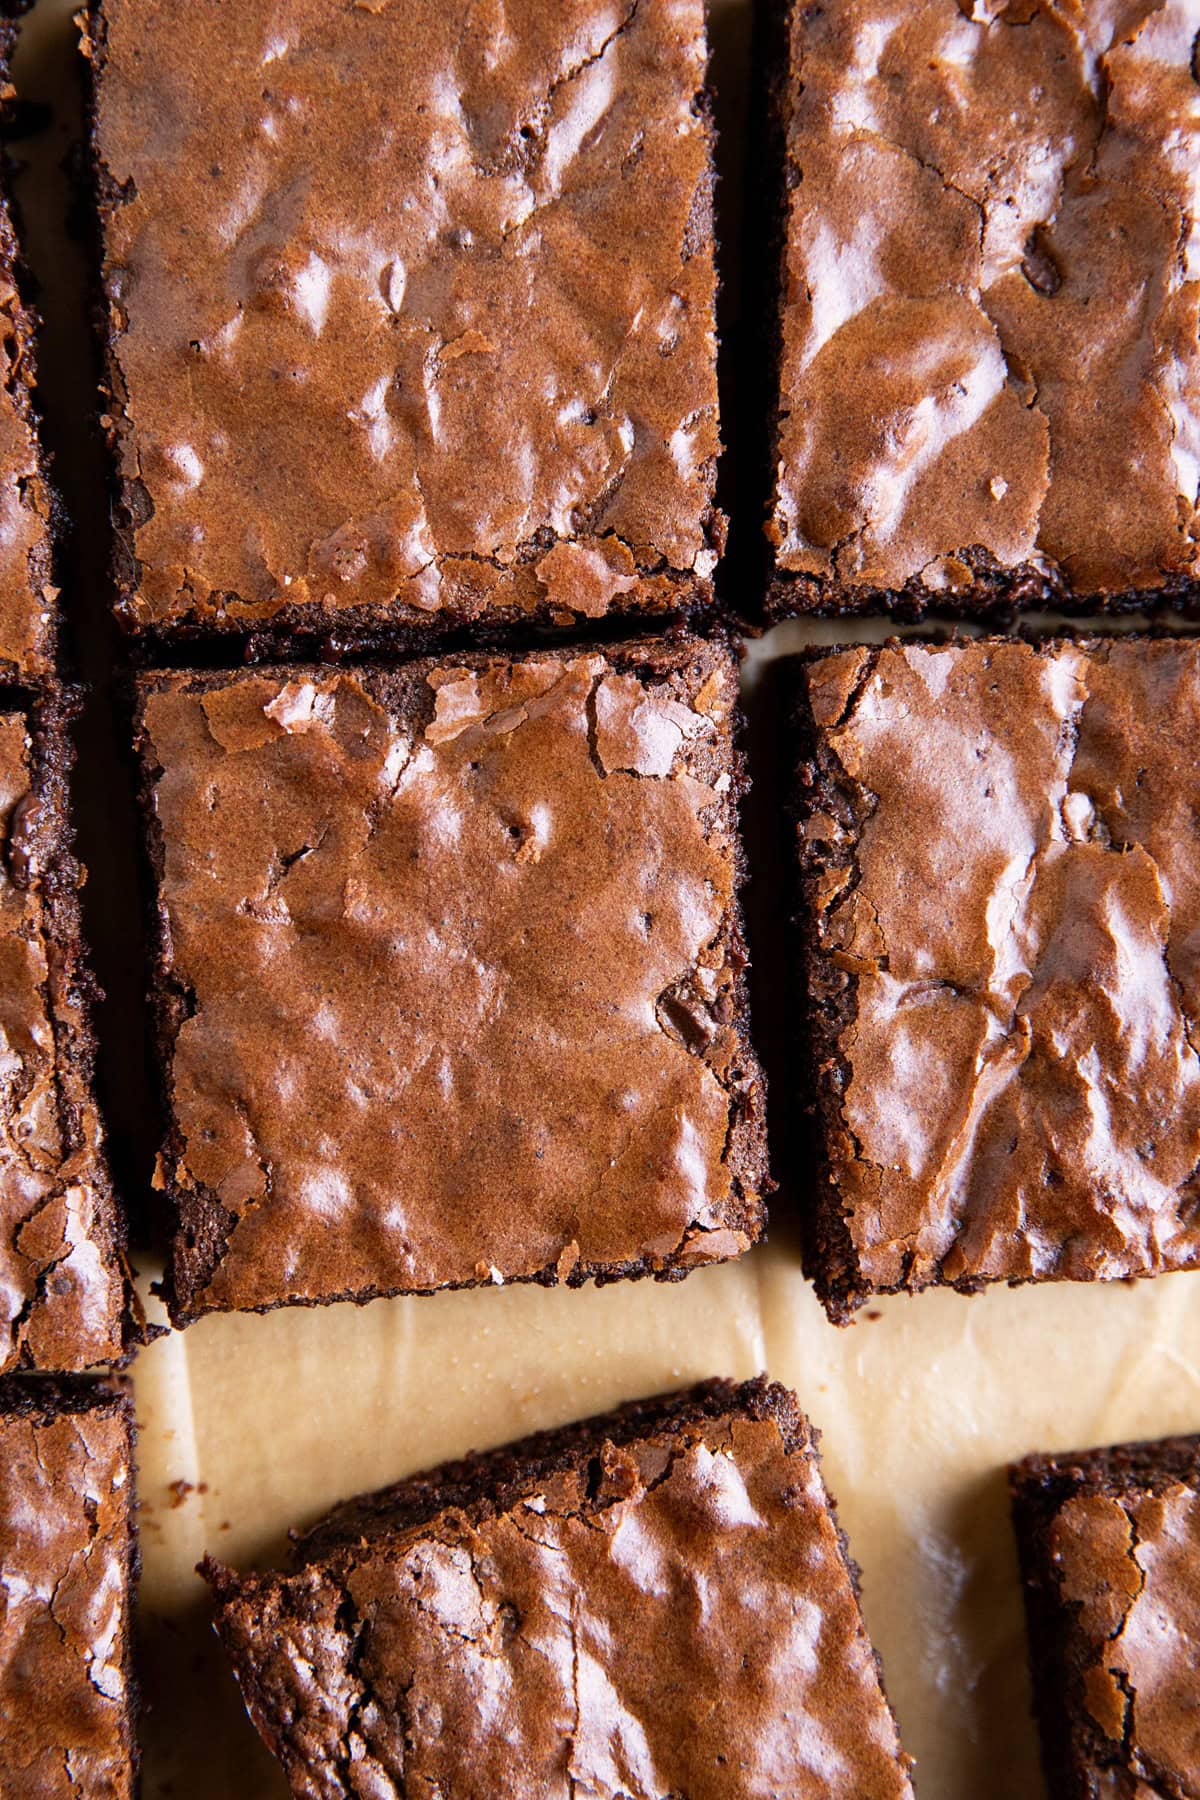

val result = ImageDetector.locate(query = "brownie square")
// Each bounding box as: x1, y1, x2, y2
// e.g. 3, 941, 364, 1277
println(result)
0, 16, 55, 684
85, 0, 723, 651
760, 0, 1200, 618
0, 1375, 137, 1796
135, 635, 767, 1325
1011, 1434, 1200, 1800
203, 1376, 914, 1798
790, 634, 1200, 1321
0, 701, 130, 1370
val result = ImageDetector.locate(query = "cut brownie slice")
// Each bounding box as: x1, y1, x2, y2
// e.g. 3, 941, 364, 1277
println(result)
135, 635, 767, 1325
0, 13, 55, 683
85, 0, 723, 652
1011, 1434, 1200, 1800
790, 634, 1200, 1321
0, 1375, 137, 1797
759, 0, 1200, 618
203, 1375, 914, 1799
0, 700, 130, 1370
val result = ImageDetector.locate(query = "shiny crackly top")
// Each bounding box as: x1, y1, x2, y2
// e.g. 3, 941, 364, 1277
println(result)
800, 637, 1200, 1296
213, 1410, 913, 1799
0, 1397, 133, 1799
1052, 1474, 1200, 1794
771, 0, 1200, 601
0, 200, 52, 677
0, 719, 124, 1371
140, 644, 764, 1318
91, 0, 720, 632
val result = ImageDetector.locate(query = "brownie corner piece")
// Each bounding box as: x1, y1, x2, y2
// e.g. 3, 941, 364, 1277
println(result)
0, 1373, 137, 1797
762, 0, 1200, 619
135, 635, 767, 1325
88, 0, 721, 648
204, 1374, 913, 1798
1010, 1433, 1200, 1800
0, 699, 132, 1371
789, 633, 1200, 1320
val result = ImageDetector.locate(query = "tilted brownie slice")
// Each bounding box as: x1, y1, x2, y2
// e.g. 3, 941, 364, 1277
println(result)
759, 0, 1200, 618
135, 634, 767, 1325
0, 1375, 137, 1797
203, 1376, 914, 1799
790, 634, 1200, 1321
0, 700, 131, 1370
0, 12, 56, 683
86, 0, 723, 652
1011, 1434, 1200, 1800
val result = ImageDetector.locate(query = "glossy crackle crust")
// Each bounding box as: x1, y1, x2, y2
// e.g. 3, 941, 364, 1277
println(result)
762, 0, 1200, 616
0, 707, 130, 1373
135, 635, 767, 1325
791, 635, 1200, 1320
85, 0, 723, 647
1012, 1435, 1200, 1800
204, 1377, 914, 1800
0, 1378, 137, 1799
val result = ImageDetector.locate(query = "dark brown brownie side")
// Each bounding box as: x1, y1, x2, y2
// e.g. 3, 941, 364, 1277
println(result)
0, 1374, 138, 1797
293, 1375, 805, 1560
0, 11, 58, 685
83, 0, 725, 658
750, 0, 811, 623
135, 636, 769, 1326
1011, 1438, 1200, 1800
1, 697, 134, 1369
785, 647, 879, 1321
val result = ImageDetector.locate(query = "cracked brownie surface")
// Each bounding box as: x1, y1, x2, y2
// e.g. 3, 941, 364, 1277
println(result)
203, 1376, 914, 1799
0, 710, 129, 1372
135, 635, 767, 1324
0, 1377, 136, 1799
1011, 1434, 1200, 1799
762, 0, 1200, 615
791, 635, 1200, 1319
85, 0, 723, 646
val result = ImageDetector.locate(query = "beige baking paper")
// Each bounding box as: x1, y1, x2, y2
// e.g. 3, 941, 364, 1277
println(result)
10, 3, 1200, 1797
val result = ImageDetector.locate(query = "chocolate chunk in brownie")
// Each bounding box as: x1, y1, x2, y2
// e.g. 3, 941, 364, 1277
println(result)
1011, 1433, 1200, 1800
0, 13, 55, 683
789, 634, 1200, 1320
85, 0, 723, 652
0, 1375, 137, 1797
203, 1375, 914, 1799
135, 635, 767, 1325
0, 701, 131, 1370
759, 0, 1200, 617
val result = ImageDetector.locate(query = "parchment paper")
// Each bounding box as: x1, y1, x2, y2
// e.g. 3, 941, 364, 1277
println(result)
8, 3, 1200, 1796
